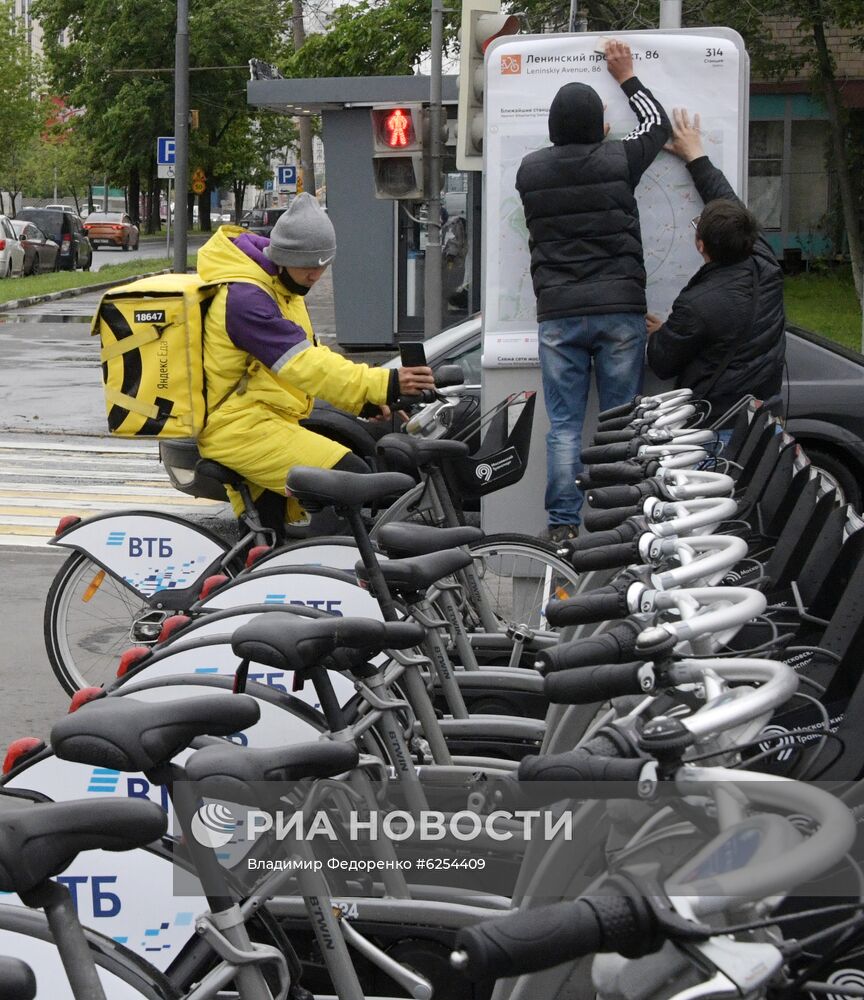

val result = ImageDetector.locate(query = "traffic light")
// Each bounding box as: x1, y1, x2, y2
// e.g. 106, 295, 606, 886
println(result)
370, 104, 425, 200
456, 0, 520, 171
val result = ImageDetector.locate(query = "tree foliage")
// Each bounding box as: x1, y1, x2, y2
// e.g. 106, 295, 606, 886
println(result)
0, 0, 46, 211
284, 0, 459, 78
31, 0, 295, 225
694, 0, 864, 297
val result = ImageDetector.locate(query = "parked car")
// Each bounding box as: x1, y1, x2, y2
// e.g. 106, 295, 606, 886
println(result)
15, 208, 92, 271
83, 211, 139, 250
44, 203, 81, 215
0, 216, 25, 277
304, 315, 864, 510
11, 221, 59, 275
240, 207, 286, 237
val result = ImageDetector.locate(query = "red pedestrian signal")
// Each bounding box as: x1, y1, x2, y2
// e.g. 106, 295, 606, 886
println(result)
370, 104, 426, 200
384, 108, 413, 147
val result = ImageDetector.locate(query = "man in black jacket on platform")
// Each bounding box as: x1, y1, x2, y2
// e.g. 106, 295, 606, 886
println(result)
516, 40, 670, 542
647, 108, 786, 429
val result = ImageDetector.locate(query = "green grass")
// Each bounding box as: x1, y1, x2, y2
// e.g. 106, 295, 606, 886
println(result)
784, 266, 862, 352
0, 254, 197, 305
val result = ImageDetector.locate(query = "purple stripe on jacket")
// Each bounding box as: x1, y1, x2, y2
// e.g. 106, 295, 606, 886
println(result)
222, 233, 309, 371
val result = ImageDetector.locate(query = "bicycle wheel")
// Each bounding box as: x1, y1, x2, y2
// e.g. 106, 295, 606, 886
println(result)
44, 552, 157, 694
467, 533, 582, 632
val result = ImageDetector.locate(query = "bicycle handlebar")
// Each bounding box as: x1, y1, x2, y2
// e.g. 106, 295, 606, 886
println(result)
598, 399, 643, 421
536, 620, 642, 674
587, 481, 664, 508
582, 505, 644, 530
452, 890, 657, 981
596, 412, 640, 433
580, 460, 653, 486
544, 585, 631, 627
592, 427, 646, 445
582, 440, 644, 463
564, 520, 643, 553
673, 766, 856, 916
567, 539, 642, 571
544, 662, 648, 704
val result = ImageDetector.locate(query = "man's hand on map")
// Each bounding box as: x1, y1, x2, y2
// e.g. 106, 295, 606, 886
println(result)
605, 40, 635, 84
665, 108, 705, 162
646, 313, 663, 335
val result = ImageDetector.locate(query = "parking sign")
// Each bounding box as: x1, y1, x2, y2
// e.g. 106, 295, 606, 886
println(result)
157, 137, 176, 165
157, 137, 176, 179
277, 165, 297, 190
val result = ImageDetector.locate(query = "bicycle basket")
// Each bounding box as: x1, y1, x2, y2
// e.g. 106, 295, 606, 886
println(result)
445, 391, 536, 499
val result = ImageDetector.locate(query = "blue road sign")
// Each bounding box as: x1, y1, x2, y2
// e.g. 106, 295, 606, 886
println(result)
277, 165, 297, 187
264, 179, 274, 192
157, 137, 176, 165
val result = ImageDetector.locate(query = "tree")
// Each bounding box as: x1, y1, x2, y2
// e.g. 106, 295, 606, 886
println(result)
212, 112, 298, 222
0, 0, 45, 214
697, 0, 864, 299
32, 0, 290, 230
283, 0, 459, 78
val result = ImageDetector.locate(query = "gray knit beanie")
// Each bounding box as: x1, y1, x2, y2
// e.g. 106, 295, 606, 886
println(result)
264, 193, 336, 268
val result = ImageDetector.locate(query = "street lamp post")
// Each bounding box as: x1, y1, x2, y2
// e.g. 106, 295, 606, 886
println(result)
173, 0, 189, 272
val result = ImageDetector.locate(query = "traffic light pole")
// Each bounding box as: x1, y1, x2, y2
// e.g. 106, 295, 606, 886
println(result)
173, 0, 189, 273
424, 0, 444, 341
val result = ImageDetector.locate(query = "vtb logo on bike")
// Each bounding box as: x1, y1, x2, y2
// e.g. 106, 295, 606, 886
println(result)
106, 531, 174, 558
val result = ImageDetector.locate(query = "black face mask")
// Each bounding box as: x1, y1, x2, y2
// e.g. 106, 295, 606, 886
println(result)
277, 268, 311, 296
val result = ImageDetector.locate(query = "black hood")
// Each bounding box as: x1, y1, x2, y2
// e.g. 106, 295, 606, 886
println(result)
548, 82, 605, 145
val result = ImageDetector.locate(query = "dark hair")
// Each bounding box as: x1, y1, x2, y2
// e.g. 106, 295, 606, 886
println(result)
696, 199, 759, 265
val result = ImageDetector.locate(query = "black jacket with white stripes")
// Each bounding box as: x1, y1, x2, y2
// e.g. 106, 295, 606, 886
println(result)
516, 77, 670, 321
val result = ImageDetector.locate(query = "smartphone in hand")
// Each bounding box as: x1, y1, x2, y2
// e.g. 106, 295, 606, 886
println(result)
400, 341, 427, 368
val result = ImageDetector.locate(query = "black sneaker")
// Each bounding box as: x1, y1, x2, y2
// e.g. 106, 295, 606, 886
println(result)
542, 524, 580, 545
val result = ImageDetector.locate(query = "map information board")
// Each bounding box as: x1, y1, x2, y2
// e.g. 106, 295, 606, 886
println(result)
482, 29, 748, 367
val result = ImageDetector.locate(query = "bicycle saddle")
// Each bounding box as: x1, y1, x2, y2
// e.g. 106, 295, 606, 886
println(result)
376, 522, 484, 558
196, 457, 245, 488
376, 433, 470, 465
287, 467, 415, 511
0, 957, 36, 1000
355, 549, 473, 595
0, 797, 167, 895
185, 741, 359, 807
50, 694, 261, 772
231, 616, 424, 679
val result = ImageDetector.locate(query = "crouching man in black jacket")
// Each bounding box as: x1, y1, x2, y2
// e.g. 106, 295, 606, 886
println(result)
646, 108, 785, 428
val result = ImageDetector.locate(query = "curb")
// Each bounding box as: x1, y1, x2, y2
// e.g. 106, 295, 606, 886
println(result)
0, 268, 172, 313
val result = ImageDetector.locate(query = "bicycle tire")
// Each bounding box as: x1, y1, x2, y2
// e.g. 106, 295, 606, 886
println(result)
44, 551, 154, 695
466, 533, 582, 632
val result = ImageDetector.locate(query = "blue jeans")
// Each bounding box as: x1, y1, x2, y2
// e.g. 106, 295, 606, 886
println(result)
539, 313, 646, 526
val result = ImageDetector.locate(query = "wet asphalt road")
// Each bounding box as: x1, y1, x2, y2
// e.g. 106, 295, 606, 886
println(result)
0, 250, 354, 742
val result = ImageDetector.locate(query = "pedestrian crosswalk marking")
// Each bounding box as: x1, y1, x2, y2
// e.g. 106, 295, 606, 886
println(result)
0, 438, 223, 548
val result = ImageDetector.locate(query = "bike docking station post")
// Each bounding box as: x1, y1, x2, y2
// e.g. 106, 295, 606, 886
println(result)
478, 27, 750, 537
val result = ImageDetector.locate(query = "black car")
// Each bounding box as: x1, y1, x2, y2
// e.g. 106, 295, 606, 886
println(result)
15, 208, 92, 271
240, 207, 286, 238
11, 220, 60, 275
301, 316, 864, 510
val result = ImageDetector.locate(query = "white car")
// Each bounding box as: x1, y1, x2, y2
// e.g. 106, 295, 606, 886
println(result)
0, 215, 25, 278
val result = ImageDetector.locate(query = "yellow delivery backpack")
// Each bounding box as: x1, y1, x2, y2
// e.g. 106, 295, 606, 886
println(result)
92, 273, 219, 438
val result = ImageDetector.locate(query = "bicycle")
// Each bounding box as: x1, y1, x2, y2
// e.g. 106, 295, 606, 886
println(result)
43, 384, 581, 695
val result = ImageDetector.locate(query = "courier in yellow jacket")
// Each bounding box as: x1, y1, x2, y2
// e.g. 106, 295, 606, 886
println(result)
196, 194, 433, 522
